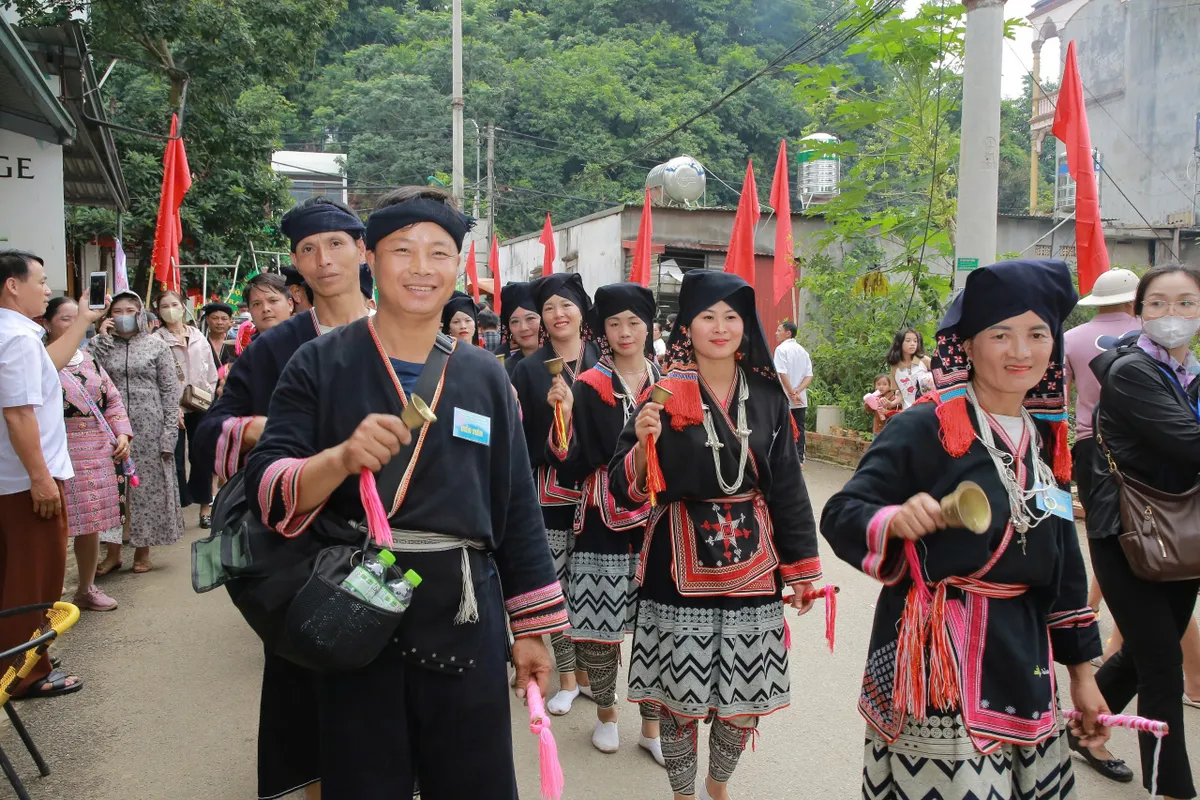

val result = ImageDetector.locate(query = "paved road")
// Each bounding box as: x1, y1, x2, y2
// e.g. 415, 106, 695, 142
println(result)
3, 461, 1196, 799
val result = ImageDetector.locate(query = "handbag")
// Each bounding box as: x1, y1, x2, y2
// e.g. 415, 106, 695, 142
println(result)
1096, 413, 1200, 583
181, 384, 214, 412
192, 331, 455, 671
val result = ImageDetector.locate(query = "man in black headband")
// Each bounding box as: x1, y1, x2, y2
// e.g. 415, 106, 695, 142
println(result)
281, 266, 313, 313
192, 195, 371, 800
203, 302, 235, 370
243, 185, 561, 797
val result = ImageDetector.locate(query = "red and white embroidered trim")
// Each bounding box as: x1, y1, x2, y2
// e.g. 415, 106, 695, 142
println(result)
863, 505, 905, 585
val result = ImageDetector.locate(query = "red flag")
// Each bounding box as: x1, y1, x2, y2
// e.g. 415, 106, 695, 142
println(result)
540, 213, 556, 276
490, 234, 501, 319
769, 141, 795, 304
1053, 41, 1109, 296
724, 161, 760, 287
151, 114, 192, 293
630, 189, 654, 287
465, 240, 480, 303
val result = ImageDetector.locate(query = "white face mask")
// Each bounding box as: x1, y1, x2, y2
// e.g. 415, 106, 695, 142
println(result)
1142, 315, 1200, 350
159, 306, 184, 325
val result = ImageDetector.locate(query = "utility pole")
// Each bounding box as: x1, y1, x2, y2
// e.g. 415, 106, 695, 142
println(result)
953, 0, 1007, 288
468, 119, 481, 220
451, 0, 465, 207
487, 121, 496, 278
1029, 39, 1043, 215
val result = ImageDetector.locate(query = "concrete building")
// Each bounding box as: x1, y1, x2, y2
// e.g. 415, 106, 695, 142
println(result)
271, 150, 348, 205
494, 204, 1185, 328
0, 11, 127, 294
1028, 0, 1200, 260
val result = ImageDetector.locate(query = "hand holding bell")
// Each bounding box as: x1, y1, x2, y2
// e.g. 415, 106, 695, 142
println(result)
940, 481, 991, 534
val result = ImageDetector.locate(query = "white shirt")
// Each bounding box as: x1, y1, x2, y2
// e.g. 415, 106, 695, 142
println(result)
773, 338, 813, 409
654, 338, 667, 358
0, 307, 73, 494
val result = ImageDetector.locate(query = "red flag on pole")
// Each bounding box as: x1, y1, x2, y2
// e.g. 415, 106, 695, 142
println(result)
151, 114, 192, 293
630, 189, 654, 287
540, 213, 556, 276
490, 234, 501, 319
769, 141, 795, 304
724, 161, 760, 287
465, 240, 480, 303
1053, 41, 1109, 296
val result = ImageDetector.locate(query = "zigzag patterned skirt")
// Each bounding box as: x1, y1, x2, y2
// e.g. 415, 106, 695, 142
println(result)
627, 515, 790, 720
565, 506, 641, 643
863, 713, 1077, 799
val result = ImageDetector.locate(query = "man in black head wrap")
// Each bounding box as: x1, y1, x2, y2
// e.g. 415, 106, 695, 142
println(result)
244, 185, 563, 798
192, 195, 372, 800
281, 265, 313, 313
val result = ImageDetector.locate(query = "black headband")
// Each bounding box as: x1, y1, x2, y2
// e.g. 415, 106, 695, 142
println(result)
365, 198, 475, 252
281, 203, 365, 252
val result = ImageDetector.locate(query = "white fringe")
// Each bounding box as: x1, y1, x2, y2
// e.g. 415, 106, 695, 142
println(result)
455, 547, 479, 625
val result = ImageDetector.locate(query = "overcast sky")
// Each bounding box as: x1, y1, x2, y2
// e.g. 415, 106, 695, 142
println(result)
904, 0, 1062, 99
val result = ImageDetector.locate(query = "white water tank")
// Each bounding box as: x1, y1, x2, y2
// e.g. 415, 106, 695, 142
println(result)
796, 133, 840, 204
646, 156, 707, 207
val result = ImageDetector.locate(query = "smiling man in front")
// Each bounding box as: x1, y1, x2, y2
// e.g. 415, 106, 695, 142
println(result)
244, 187, 563, 798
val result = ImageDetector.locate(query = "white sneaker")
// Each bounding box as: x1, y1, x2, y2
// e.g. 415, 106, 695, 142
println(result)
638, 735, 666, 767
591, 720, 620, 753
546, 687, 580, 715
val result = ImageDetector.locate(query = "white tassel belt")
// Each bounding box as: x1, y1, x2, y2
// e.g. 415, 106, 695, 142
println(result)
354, 524, 486, 625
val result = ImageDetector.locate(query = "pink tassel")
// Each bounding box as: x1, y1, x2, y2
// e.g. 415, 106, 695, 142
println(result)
1061, 710, 1168, 797
130, 475, 140, 488
526, 683, 565, 800
797, 586, 839, 653
358, 468, 394, 549
782, 615, 792, 650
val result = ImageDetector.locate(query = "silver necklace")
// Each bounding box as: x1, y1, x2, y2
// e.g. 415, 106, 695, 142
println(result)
612, 359, 653, 423
966, 383, 1056, 553
702, 368, 752, 495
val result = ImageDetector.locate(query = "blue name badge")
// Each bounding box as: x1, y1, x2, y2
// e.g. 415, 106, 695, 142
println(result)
453, 408, 491, 446
1035, 483, 1075, 521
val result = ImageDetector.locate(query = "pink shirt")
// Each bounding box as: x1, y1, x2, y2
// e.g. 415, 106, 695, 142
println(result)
1063, 311, 1139, 439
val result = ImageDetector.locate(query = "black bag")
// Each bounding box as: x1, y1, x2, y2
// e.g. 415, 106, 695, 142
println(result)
191, 332, 454, 671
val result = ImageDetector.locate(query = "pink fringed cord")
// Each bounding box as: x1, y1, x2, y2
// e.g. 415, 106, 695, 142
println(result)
782, 585, 839, 653
359, 468, 394, 549
1062, 710, 1168, 797
526, 683, 565, 800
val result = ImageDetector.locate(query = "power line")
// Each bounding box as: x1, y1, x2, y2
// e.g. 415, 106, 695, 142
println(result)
603, 0, 905, 169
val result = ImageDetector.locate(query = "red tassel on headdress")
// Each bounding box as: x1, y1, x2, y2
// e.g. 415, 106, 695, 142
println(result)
1050, 419, 1072, 484
578, 368, 616, 407
934, 394, 974, 458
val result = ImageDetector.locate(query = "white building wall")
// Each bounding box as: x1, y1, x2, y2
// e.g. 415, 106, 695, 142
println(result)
499, 211, 624, 295
0, 129, 67, 291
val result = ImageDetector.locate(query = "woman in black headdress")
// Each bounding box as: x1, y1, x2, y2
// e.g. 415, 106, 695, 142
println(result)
821, 259, 1108, 799
510, 272, 602, 714
608, 271, 822, 800
499, 281, 541, 375
545, 283, 665, 761
441, 289, 478, 345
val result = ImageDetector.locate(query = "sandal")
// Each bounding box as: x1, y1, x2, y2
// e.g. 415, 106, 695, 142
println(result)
11, 669, 83, 700
132, 561, 153, 574
95, 559, 123, 576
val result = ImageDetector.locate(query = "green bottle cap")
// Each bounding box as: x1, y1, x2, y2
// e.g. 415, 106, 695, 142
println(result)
377, 550, 396, 567
404, 569, 422, 588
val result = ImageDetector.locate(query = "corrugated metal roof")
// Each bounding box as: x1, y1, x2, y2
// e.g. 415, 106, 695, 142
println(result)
0, 15, 75, 144
16, 22, 127, 210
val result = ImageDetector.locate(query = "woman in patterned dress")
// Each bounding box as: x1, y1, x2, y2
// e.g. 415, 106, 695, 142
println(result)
41, 298, 131, 610
821, 260, 1109, 799
90, 292, 185, 573
609, 271, 823, 800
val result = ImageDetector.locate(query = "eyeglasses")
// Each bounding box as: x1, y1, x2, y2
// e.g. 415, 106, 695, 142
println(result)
1142, 299, 1200, 318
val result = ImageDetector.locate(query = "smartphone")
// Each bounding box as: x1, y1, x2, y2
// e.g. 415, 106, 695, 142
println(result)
88, 272, 108, 310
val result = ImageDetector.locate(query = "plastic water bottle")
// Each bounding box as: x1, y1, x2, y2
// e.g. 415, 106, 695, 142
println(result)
370, 569, 422, 612
341, 549, 397, 603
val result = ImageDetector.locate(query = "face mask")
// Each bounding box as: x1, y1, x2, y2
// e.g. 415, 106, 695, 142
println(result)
113, 315, 139, 335
1142, 315, 1200, 350
160, 306, 184, 325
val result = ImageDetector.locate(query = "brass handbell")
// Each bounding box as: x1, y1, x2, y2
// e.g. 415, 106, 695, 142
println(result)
650, 384, 673, 405
941, 480, 992, 534
400, 394, 437, 429
545, 357, 564, 376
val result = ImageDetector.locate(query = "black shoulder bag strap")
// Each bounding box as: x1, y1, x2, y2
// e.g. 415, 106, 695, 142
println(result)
374, 332, 456, 502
